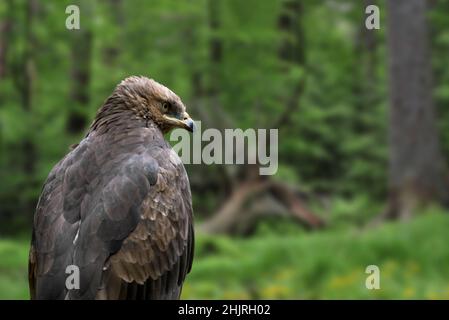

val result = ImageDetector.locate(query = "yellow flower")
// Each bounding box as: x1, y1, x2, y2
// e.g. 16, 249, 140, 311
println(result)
403, 261, 420, 278
382, 260, 398, 277
222, 290, 251, 300
402, 287, 415, 298
261, 285, 291, 299
274, 268, 295, 281
328, 270, 360, 289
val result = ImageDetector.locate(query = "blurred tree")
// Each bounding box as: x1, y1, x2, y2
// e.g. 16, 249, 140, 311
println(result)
208, 0, 221, 97
4, 0, 41, 221
341, 0, 387, 199
21, 0, 38, 176
356, 0, 378, 110
0, 0, 12, 79
201, 0, 324, 235
67, 1, 93, 134
1, 0, 449, 234
275, 0, 305, 128
102, 0, 124, 66
384, 0, 449, 219
429, 0, 449, 163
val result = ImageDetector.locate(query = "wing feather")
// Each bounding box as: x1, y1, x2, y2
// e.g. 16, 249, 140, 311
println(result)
29, 126, 193, 300
99, 149, 194, 299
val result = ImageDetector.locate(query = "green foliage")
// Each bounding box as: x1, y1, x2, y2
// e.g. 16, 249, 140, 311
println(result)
183, 210, 449, 299
0, 239, 29, 299
0, 209, 449, 299
430, 0, 449, 163
1, 0, 448, 228
1, 0, 449, 300
3, 210, 449, 299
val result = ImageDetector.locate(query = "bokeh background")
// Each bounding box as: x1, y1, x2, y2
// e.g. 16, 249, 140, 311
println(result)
2, 0, 449, 299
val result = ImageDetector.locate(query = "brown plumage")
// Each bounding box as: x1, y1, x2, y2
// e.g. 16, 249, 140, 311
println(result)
28, 76, 195, 300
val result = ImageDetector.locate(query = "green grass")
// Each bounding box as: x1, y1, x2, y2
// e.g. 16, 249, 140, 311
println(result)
182, 210, 449, 299
0, 239, 30, 299
2, 210, 449, 299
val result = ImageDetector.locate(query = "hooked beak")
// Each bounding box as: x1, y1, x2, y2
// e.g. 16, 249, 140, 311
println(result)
183, 117, 196, 132
163, 112, 196, 132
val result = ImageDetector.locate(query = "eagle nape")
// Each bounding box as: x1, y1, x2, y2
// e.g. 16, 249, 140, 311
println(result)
28, 76, 195, 300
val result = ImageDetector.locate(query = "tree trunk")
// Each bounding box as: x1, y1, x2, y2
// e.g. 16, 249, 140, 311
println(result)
351, 1, 379, 134
207, 0, 221, 97
103, 0, 124, 65
356, 0, 378, 107
67, 2, 93, 135
274, 0, 305, 128
361, 0, 378, 85
0, 0, 13, 79
385, 0, 449, 219
22, 0, 38, 175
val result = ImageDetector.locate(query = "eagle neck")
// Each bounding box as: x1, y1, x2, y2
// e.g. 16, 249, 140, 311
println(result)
87, 107, 148, 136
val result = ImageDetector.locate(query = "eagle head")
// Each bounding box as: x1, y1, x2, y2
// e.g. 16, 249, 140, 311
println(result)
95, 76, 195, 134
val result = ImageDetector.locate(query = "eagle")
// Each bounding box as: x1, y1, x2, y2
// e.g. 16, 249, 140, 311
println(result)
28, 76, 195, 300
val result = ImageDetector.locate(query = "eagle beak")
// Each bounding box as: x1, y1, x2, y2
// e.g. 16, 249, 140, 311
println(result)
183, 117, 196, 132
178, 112, 196, 132
163, 113, 196, 132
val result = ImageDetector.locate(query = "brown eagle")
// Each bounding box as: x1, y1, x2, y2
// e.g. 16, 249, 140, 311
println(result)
28, 76, 195, 300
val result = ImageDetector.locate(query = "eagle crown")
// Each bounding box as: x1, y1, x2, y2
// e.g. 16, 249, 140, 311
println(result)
91, 76, 195, 135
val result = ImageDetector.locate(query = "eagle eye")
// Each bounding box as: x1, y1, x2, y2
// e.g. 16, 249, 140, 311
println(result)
162, 102, 170, 113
